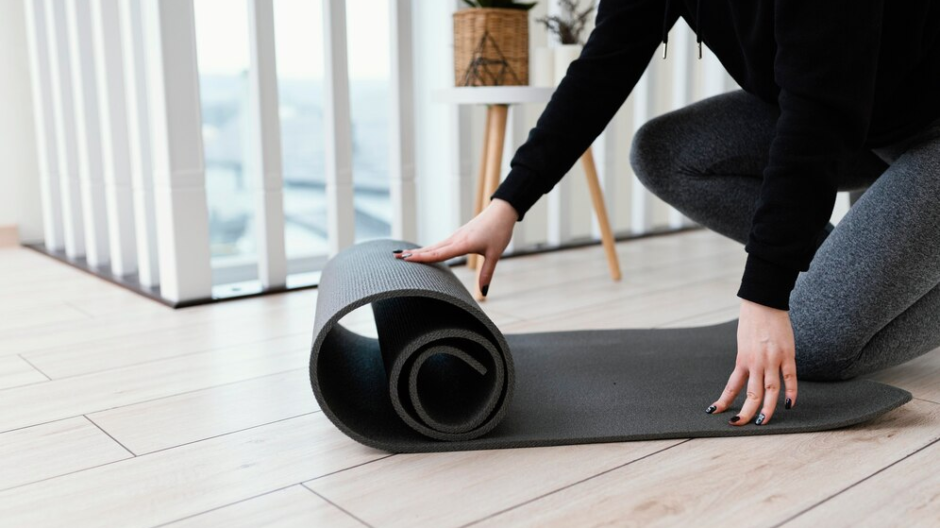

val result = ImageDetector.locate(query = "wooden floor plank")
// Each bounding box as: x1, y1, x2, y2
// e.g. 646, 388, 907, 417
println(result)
22, 305, 315, 379
449, 229, 741, 300
0, 267, 129, 307
475, 252, 744, 323
500, 277, 739, 333
0, 355, 48, 389
0, 288, 315, 358
0, 302, 91, 334
89, 369, 318, 455
864, 348, 940, 405
471, 400, 940, 528
0, 414, 383, 528
0, 417, 131, 492
165, 486, 366, 528
307, 440, 686, 528
0, 278, 140, 313
0, 334, 311, 433
782, 436, 940, 528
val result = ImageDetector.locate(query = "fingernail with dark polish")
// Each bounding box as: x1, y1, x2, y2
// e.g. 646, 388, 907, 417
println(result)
392, 249, 403, 254
785, 397, 792, 410
705, 405, 717, 414
481, 284, 489, 297
729, 415, 741, 423
755, 413, 765, 425
401, 253, 412, 259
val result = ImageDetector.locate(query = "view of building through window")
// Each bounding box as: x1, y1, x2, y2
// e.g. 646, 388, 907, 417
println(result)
193, 0, 391, 283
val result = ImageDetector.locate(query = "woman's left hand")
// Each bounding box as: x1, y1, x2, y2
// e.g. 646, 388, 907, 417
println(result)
706, 298, 799, 426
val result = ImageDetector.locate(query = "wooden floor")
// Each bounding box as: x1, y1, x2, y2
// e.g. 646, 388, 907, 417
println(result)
1, 229, 938, 528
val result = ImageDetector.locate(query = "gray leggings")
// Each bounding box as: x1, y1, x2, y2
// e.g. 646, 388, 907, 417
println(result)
630, 89, 940, 381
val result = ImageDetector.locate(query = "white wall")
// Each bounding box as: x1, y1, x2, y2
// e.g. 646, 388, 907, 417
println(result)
0, 0, 44, 243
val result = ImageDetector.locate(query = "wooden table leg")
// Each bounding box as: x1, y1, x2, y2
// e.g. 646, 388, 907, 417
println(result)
581, 146, 622, 281
474, 104, 509, 301
468, 106, 493, 271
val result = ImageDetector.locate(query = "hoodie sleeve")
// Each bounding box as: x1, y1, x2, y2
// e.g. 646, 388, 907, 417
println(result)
491, 0, 674, 221
736, 0, 885, 311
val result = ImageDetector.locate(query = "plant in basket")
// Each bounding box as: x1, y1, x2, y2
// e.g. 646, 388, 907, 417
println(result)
454, 1, 538, 87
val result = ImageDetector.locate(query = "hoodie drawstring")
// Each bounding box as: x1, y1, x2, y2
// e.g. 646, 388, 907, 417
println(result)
662, 0, 703, 60
695, 0, 703, 58
662, 0, 673, 58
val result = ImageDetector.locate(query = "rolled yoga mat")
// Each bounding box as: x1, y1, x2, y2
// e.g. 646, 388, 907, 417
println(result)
309, 239, 912, 453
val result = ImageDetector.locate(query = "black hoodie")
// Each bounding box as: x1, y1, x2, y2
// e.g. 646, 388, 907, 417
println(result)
490, 0, 940, 311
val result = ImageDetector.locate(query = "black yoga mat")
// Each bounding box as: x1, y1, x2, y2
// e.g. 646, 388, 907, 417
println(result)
309, 239, 912, 453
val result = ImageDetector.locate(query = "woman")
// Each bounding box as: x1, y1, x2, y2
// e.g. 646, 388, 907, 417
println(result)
399, 1, 940, 427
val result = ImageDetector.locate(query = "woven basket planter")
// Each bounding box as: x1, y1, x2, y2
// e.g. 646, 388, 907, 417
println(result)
453, 8, 529, 87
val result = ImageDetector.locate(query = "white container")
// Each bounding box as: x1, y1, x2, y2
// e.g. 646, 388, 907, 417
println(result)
553, 44, 583, 86
531, 46, 555, 87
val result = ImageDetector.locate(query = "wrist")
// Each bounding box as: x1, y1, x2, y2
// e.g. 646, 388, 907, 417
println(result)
490, 166, 540, 222
490, 198, 520, 222
740, 297, 788, 314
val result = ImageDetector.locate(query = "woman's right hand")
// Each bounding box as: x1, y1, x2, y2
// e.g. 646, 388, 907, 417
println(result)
397, 198, 518, 296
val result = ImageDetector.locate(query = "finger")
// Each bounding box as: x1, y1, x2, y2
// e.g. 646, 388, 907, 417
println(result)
757, 365, 781, 425
401, 241, 454, 261
477, 251, 500, 295
731, 367, 763, 426
402, 242, 464, 263
399, 238, 451, 258
782, 355, 798, 410
709, 365, 747, 414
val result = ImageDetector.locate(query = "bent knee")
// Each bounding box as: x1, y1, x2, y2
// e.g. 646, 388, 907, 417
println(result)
629, 114, 679, 187
794, 331, 863, 381
630, 113, 683, 199
796, 357, 858, 382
